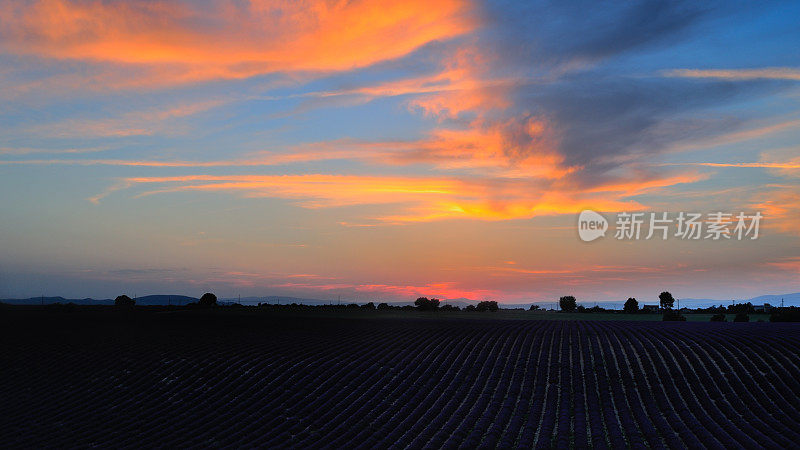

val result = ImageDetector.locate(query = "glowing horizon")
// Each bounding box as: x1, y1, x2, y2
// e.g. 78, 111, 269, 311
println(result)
1, 0, 799, 303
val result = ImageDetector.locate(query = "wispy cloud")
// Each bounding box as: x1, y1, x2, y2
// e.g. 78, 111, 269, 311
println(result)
0, 145, 112, 155
661, 118, 800, 154
664, 67, 800, 81
766, 257, 800, 274
87, 171, 703, 222
14, 99, 228, 138
663, 162, 800, 169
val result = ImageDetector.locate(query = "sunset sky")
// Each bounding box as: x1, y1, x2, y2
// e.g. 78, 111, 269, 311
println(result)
1, 0, 799, 304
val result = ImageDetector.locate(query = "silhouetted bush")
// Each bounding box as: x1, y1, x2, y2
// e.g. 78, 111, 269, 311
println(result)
733, 312, 750, 322
770, 307, 800, 322
377, 302, 390, 310
624, 297, 639, 314
662, 309, 686, 321
559, 296, 576, 312
440, 304, 460, 311
710, 313, 727, 322
361, 302, 375, 310
727, 302, 755, 314
198, 292, 217, 307
464, 305, 476, 312
476, 301, 499, 312
659, 291, 675, 309
528, 304, 540, 311
697, 305, 728, 314
114, 295, 135, 307
414, 297, 440, 311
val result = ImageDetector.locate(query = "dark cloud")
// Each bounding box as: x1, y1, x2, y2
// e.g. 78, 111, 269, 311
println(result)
513, 73, 799, 192
483, 0, 716, 70
460, 1, 779, 185
527, 75, 755, 167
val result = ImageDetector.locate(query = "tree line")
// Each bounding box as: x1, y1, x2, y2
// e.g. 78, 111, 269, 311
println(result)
100, 291, 800, 322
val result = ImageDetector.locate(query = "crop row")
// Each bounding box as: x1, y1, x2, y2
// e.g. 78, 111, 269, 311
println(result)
1, 317, 798, 448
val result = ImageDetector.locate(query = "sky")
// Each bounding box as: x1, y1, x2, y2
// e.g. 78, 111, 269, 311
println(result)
1, 0, 799, 305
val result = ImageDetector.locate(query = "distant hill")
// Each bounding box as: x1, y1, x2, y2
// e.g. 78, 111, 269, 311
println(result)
0, 296, 113, 305
0, 295, 197, 306
747, 292, 800, 306
676, 293, 800, 308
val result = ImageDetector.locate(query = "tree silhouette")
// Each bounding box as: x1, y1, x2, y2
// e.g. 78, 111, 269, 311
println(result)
476, 301, 499, 312
624, 297, 639, 314
114, 295, 135, 307
710, 313, 727, 322
659, 291, 675, 309
727, 302, 755, 314
529, 304, 540, 311
377, 302, 390, 310
414, 297, 440, 311
559, 296, 577, 312
199, 292, 217, 307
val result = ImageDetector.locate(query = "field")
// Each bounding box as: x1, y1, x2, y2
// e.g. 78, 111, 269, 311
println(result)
1, 308, 799, 448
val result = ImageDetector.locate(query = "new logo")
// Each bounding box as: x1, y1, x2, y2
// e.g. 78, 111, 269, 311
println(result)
578, 210, 608, 242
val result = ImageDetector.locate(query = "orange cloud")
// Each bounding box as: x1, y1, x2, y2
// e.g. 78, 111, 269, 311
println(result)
765, 257, 800, 274
663, 149, 800, 179
582, 172, 708, 196
88, 172, 698, 222
415, 118, 570, 178
0, 0, 476, 85
407, 46, 511, 119
278, 38, 572, 181
292, 60, 521, 119
115, 174, 465, 209
751, 188, 800, 236
291, 117, 572, 179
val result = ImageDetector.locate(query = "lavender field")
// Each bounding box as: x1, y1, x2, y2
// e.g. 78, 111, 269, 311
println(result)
2, 309, 799, 448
